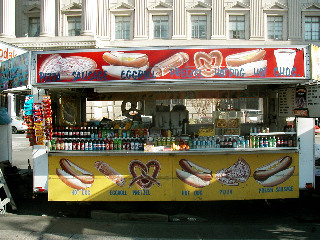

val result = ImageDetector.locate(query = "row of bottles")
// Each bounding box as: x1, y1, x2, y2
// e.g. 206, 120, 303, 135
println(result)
191, 135, 297, 149
50, 137, 145, 151
53, 126, 149, 139
250, 135, 296, 148
192, 136, 250, 149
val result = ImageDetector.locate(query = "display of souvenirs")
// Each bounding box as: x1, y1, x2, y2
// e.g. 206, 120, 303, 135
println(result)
42, 95, 53, 140
23, 95, 35, 146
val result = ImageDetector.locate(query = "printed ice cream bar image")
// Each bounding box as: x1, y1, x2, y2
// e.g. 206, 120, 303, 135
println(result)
102, 51, 149, 79
225, 49, 267, 77
274, 49, 296, 70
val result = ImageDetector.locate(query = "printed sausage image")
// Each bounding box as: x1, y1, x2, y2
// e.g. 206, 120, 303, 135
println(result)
176, 159, 213, 188
56, 158, 94, 190
225, 49, 267, 77
253, 156, 295, 187
102, 51, 149, 79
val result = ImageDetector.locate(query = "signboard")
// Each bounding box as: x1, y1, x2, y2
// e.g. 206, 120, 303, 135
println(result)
0, 40, 26, 62
34, 46, 307, 85
311, 44, 320, 81
306, 84, 320, 117
48, 152, 299, 201
0, 52, 30, 90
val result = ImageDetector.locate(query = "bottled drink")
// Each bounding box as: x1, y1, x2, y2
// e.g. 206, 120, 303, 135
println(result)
288, 135, 293, 147
60, 139, 64, 150
216, 137, 220, 148
80, 127, 84, 138
122, 138, 127, 150
228, 137, 232, 148
101, 139, 106, 151
88, 139, 93, 151
76, 139, 81, 151
84, 139, 89, 151
51, 139, 56, 150
126, 138, 131, 150
109, 138, 114, 150
118, 138, 122, 150
131, 138, 136, 150
72, 139, 77, 151
56, 139, 61, 150
80, 139, 85, 151
135, 138, 139, 151
232, 137, 237, 148
113, 138, 118, 150
220, 137, 225, 148
105, 139, 110, 150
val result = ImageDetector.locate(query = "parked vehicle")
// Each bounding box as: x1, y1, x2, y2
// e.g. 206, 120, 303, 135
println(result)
11, 116, 27, 133
316, 125, 320, 135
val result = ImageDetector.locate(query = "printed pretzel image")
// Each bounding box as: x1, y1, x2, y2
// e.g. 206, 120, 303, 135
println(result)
194, 50, 223, 77
128, 159, 161, 189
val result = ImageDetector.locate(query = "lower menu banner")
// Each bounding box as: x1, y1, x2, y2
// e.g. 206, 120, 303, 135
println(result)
48, 153, 299, 201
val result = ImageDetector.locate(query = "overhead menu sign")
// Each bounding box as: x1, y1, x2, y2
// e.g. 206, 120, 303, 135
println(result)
33, 46, 308, 86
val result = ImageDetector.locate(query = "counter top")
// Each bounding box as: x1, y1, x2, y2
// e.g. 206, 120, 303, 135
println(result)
48, 147, 299, 156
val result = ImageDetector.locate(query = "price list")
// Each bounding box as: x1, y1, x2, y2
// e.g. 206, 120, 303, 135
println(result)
306, 85, 320, 117
278, 88, 295, 116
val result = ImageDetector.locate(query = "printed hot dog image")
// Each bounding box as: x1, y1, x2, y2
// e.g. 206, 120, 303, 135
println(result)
56, 158, 94, 190
95, 161, 125, 187
128, 159, 161, 190
176, 159, 213, 188
225, 49, 267, 77
215, 158, 251, 186
151, 52, 189, 77
102, 51, 149, 79
39, 54, 97, 80
194, 50, 223, 77
253, 156, 295, 187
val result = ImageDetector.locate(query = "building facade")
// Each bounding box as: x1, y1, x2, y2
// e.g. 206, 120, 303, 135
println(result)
0, 0, 320, 50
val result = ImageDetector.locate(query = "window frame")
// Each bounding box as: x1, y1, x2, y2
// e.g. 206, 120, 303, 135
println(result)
28, 17, 40, 37
226, 11, 250, 40
264, 5, 288, 41
190, 14, 208, 39
151, 14, 170, 40
61, 3, 82, 37
113, 15, 132, 40
148, 3, 172, 40
67, 16, 82, 36
304, 15, 320, 41
302, 4, 320, 42
23, 4, 40, 37
266, 15, 284, 40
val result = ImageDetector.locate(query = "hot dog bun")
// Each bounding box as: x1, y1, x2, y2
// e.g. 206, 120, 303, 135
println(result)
179, 159, 213, 181
176, 169, 210, 188
60, 158, 94, 184
56, 159, 94, 190
56, 168, 92, 190
253, 156, 295, 187
226, 49, 266, 67
102, 51, 149, 68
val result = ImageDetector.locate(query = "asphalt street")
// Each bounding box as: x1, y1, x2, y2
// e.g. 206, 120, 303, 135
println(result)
0, 133, 319, 239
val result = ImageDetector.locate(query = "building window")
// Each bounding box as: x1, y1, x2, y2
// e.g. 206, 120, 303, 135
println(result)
67, 16, 81, 36
153, 15, 169, 39
28, 17, 40, 37
305, 16, 320, 40
267, 16, 283, 40
191, 15, 207, 39
229, 15, 245, 39
115, 16, 131, 40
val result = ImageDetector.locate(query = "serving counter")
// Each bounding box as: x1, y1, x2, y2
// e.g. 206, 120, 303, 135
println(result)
48, 148, 299, 201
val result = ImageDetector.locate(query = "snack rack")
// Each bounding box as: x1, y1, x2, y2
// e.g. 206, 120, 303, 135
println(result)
214, 111, 241, 136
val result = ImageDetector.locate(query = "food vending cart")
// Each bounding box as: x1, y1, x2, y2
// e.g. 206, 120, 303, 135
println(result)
27, 45, 315, 202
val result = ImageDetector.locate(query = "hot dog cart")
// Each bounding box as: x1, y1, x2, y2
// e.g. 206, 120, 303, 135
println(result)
26, 45, 316, 202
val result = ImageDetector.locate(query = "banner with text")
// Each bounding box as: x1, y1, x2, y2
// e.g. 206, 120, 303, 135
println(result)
35, 47, 307, 85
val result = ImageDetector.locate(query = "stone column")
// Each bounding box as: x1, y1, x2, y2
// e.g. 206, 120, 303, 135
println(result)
250, 0, 264, 40
0, 0, 15, 38
134, 0, 148, 40
97, 0, 109, 40
172, 0, 187, 39
211, 0, 226, 40
40, 0, 55, 37
81, 0, 97, 36
288, 0, 302, 40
